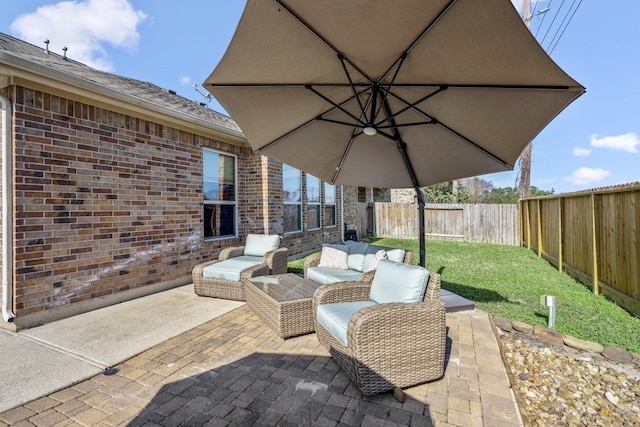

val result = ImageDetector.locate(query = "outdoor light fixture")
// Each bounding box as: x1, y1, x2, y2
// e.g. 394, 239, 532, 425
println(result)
363, 125, 377, 136
540, 295, 557, 328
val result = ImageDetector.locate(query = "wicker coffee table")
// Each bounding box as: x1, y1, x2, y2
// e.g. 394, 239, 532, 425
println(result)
243, 273, 321, 339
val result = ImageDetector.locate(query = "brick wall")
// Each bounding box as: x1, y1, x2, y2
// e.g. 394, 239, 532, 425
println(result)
12, 85, 215, 316
342, 186, 358, 229
391, 188, 416, 203
4, 84, 348, 321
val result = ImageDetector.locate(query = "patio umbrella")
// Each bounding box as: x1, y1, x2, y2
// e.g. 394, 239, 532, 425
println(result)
203, 0, 584, 266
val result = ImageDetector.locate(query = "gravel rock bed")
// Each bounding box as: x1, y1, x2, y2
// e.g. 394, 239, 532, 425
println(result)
495, 326, 640, 426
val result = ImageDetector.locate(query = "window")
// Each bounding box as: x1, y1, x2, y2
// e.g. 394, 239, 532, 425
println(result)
283, 164, 302, 233
306, 174, 321, 230
324, 182, 336, 227
203, 149, 237, 239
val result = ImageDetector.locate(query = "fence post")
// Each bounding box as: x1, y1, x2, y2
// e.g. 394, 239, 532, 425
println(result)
558, 197, 563, 272
537, 199, 543, 257
519, 200, 524, 246
591, 193, 599, 294
526, 201, 531, 250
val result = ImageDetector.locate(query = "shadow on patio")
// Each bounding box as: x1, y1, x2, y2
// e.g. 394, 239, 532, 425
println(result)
126, 351, 437, 426
0, 301, 521, 426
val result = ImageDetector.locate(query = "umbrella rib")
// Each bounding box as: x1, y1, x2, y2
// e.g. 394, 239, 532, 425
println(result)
317, 117, 360, 128
331, 133, 356, 185
386, 91, 511, 167
377, 121, 434, 129
272, 0, 373, 84
258, 86, 371, 152
379, 0, 459, 83
306, 85, 366, 126
390, 83, 577, 91
435, 120, 511, 168
205, 83, 368, 88
339, 55, 367, 116
374, 86, 446, 128
372, 55, 406, 127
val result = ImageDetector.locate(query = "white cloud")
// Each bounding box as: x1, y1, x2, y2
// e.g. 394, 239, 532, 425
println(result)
564, 167, 610, 185
572, 147, 591, 157
10, 0, 147, 72
179, 75, 191, 86
589, 132, 640, 153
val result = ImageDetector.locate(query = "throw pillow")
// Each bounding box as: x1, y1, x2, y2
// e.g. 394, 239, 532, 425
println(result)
317, 244, 349, 270
365, 249, 388, 272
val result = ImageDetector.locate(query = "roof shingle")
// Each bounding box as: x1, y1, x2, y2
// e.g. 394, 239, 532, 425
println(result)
0, 32, 241, 134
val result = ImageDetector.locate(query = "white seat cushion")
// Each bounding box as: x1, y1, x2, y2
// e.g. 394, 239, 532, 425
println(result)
202, 255, 264, 282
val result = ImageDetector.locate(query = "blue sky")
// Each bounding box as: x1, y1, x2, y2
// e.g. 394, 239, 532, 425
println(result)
2, 0, 638, 194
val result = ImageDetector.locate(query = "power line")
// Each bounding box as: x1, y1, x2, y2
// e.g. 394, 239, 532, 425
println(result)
534, 0, 554, 38
540, 0, 567, 46
548, 0, 584, 54
529, 0, 583, 55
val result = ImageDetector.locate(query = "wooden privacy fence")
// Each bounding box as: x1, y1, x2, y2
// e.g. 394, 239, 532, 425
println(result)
357, 202, 519, 246
520, 184, 640, 317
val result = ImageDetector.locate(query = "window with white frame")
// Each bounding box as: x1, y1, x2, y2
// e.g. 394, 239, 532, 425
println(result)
324, 182, 336, 227
306, 174, 321, 230
283, 164, 302, 233
203, 149, 237, 239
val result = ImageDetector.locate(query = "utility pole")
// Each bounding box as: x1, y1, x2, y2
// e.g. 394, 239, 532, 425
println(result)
517, 0, 532, 199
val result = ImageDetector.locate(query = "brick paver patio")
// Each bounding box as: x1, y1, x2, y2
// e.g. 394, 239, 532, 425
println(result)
0, 306, 522, 426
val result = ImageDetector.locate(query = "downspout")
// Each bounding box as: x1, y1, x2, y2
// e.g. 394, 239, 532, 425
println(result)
1, 92, 16, 322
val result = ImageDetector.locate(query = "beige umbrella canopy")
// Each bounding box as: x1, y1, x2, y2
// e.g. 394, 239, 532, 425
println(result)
204, 0, 584, 265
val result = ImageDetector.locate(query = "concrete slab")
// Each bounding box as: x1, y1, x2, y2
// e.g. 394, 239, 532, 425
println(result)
0, 330, 102, 412
0, 284, 242, 412
20, 285, 242, 368
442, 289, 475, 312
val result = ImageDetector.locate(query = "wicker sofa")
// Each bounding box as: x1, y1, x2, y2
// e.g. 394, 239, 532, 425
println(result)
304, 241, 413, 285
313, 259, 446, 396
193, 234, 288, 301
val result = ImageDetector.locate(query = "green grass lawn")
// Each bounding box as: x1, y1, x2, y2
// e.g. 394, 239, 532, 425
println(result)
289, 238, 640, 353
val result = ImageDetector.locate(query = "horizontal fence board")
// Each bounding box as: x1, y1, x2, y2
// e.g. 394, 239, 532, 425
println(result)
521, 185, 640, 316
370, 203, 519, 246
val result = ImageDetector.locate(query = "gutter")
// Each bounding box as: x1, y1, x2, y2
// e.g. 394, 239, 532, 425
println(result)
0, 52, 246, 145
1, 92, 15, 322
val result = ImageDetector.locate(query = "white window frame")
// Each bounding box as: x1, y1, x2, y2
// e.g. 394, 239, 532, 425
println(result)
202, 148, 238, 240
306, 174, 321, 231
324, 182, 336, 228
283, 164, 302, 234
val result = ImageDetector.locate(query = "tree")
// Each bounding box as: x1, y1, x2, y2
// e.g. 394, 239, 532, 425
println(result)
423, 181, 466, 203
459, 177, 494, 203
422, 179, 553, 204
517, 143, 532, 199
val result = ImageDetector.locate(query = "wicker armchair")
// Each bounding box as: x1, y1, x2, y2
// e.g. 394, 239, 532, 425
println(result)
313, 261, 446, 396
193, 235, 288, 301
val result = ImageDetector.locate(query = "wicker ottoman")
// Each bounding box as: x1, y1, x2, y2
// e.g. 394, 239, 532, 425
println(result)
243, 273, 321, 339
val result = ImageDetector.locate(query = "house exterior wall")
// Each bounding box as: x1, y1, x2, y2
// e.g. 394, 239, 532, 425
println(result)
391, 188, 416, 203
342, 186, 359, 230
3, 84, 346, 327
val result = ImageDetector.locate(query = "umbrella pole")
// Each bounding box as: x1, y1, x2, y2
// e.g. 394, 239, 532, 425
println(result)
416, 187, 426, 267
